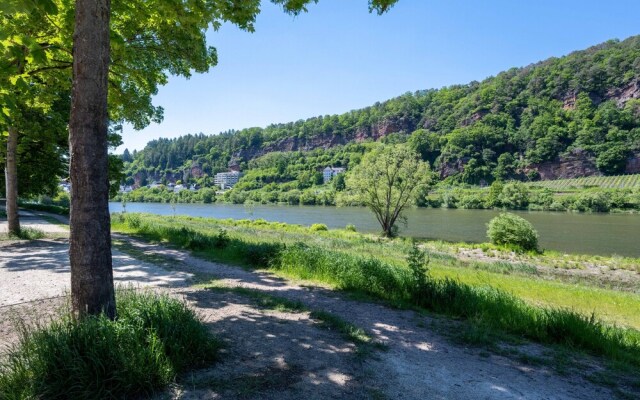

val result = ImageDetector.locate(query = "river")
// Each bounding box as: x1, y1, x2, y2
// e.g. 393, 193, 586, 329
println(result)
109, 202, 640, 258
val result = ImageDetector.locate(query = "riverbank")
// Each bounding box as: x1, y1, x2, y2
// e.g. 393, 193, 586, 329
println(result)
4, 214, 633, 398
111, 213, 640, 357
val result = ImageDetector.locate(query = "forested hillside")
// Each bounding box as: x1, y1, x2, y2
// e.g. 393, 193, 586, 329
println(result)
122, 35, 640, 191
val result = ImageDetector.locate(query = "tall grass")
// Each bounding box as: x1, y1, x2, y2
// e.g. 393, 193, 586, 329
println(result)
275, 244, 640, 366
111, 213, 640, 369
0, 290, 220, 400
8, 227, 46, 240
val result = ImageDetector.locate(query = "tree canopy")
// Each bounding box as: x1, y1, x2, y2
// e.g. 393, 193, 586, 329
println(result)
346, 144, 431, 237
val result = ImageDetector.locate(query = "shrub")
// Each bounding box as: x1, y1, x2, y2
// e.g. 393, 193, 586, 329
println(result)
0, 290, 220, 399
458, 193, 485, 209
345, 224, 357, 232
406, 242, 430, 296
310, 223, 328, 232
498, 182, 530, 209
487, 213, 539, 251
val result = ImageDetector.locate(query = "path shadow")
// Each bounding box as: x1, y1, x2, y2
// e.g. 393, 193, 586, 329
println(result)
175, 279, 612, 400
1, 240, 70, 273
0, 240, 192, 307
172, 288, 376, 399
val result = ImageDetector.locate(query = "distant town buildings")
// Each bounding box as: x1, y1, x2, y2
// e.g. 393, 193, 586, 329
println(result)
214, 171, 242, 189
322, 167, 345, 184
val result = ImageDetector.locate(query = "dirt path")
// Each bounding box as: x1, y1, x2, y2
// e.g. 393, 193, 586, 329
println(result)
119, 235, 617, 400
0, 219, 624, 399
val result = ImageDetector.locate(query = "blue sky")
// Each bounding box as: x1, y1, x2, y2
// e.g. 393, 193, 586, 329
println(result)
117, 0, 640, 152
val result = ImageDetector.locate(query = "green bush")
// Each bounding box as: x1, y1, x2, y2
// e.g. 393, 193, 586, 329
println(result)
310, 223, 328, 232
498, 182, 530, 209
0, 290, 220, 400
345, 224, 357, 232
487, 213, 539, 251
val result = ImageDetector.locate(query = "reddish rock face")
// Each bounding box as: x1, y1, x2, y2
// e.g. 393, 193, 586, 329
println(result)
460, 110, 488, 127
532, 149, 601, 180
438, 157, 470, 179
190, 163, 203, 178
354, 117, 414, 142
562, 93, 577, 110
133, 172, 145, 188
607, 79, 640, 107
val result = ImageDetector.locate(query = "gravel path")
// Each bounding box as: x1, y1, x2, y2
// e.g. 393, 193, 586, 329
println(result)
0, 217, 625, 399
0, 210, 68, 234
0, 239, 192, 307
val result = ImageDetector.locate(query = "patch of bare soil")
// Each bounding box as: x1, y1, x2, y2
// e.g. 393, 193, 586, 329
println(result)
165, 289, 377, 399
454, 247, 640, 291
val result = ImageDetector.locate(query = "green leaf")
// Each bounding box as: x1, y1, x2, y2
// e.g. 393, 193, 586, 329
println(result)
36, 0, 59, 15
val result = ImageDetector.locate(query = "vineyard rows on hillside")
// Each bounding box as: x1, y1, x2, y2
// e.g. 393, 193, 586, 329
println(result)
527, 174, 640, 190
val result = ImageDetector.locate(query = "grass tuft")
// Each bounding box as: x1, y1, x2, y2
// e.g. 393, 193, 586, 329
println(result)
9, 227, 46, 240
0, 290, 220, 400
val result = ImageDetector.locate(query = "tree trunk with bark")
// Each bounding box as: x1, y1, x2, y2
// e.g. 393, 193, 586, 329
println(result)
5, 126, 20, 236
69, 0, 116, 319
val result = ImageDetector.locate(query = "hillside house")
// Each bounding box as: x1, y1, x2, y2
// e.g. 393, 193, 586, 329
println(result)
322, 167, 345, 184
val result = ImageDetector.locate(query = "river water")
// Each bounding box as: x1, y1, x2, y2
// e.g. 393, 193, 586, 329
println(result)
109, 202, 640, 258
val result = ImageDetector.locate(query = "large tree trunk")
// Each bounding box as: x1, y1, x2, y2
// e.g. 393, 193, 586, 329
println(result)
5, 126, 20, 236
69, 0, 115, 319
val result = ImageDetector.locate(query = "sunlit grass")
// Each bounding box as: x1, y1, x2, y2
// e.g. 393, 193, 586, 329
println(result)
428, 265, 640, 330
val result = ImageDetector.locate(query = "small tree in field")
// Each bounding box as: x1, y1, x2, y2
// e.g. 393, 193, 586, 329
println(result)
346, 145, 431, 237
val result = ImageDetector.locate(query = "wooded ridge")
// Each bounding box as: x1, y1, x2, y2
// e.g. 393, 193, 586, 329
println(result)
122, 35, 640, 189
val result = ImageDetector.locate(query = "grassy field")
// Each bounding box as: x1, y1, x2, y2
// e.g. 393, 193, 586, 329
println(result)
525, 174, 640, 190
111, 213, 640, 371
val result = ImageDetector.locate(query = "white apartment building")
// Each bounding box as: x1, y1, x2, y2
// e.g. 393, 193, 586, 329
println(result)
322, 166, 346, 184
214, 171, 242, 189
